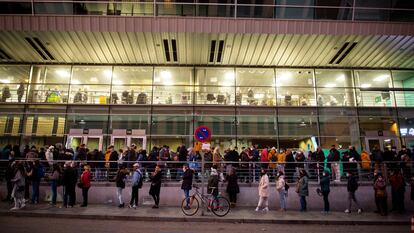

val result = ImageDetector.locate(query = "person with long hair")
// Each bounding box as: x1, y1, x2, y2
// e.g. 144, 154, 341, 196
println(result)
10, 162, 26, 210
115, 165, 128, 208
50, 163, 62, 206
255, 168, 269, 212
149, 165, 162, 208
296, 169, 309, 212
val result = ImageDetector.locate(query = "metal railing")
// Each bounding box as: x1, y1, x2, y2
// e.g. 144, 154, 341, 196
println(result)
0, 0, 413, 22
0, 159, 411, 184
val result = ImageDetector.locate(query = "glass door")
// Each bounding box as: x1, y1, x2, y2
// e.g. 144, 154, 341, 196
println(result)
365, 137, 398, 152
85, 136, 103, 151
67, 136, 83, 151
113, 137, 127, 151
129, 136, 146, 150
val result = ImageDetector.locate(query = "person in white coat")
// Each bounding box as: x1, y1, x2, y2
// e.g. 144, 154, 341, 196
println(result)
276, 171, 287, 211
255, 168, 269, 212
46, 146, 54, 166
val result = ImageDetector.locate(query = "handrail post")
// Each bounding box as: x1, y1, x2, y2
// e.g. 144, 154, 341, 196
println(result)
200, 151, 205, 216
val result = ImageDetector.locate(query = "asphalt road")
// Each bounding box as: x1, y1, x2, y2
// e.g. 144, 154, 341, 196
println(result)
0, 216, 408, 233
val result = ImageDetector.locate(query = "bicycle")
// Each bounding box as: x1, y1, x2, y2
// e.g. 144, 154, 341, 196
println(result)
181, 185, 230, 217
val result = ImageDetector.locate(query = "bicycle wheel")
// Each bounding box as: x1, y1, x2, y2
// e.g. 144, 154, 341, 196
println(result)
181, 196, 199, 216
211, 196, 230, 217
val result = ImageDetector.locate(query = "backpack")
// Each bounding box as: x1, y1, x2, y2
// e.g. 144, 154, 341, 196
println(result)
37, 165, 45, 178
137, 171, 144, 189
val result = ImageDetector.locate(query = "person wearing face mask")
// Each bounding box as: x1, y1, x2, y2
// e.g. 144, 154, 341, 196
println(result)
255, 168, 269, 212
374, 173, 388, 216
319, 168, 331, 214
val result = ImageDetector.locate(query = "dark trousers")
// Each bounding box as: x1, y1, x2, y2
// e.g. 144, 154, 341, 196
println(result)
130, 186, 139, 206
322, 191, 330, 212
82, 187, 90, 206
228, 191, 237, 204
300, 196, 307, 211
6, 180, 12, 200
392, 188, 405, 212
377, 196, 388, 215
64, 185, 76, 207
151, 193, 160, 206
51, 181, 57, 205
31, 180, 40, 203
25, 181, 30, 199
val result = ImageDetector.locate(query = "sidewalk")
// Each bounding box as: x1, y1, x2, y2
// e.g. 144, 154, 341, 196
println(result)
0, 202, 411, 225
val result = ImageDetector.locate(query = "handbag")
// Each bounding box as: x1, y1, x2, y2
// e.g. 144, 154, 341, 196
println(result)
77, 182, 83, 189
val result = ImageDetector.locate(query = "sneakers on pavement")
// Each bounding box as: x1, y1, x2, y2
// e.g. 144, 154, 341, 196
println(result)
345, 209, 350, 213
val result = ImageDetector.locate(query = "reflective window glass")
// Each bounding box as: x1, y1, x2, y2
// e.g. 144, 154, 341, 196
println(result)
236, 68, 275, 87
277, 87, 315, 106
154, 67, 193, 85
195, 86, 234, 105
317, 88, 355, 106
69, 85, 110, 104
358, 108, 399, 137
356, 90, 395, 107
71, 66, 113, 85
315, 69, 354, 87
196, 68, 235, 86
277, 108, 318, 136
276, 69, 314, 87
354, 70, 392, 88
112, 66, 153, 85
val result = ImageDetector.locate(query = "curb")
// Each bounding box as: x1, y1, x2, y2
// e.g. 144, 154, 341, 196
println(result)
0, 211, 410, 226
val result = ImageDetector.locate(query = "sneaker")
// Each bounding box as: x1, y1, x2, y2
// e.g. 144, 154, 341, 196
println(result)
20, 203, 25, 209
262, 207, 269, 212
10, 207, 19, 211
345, 209, 350, 214
357, 208, 363, 214
132, 205, 137, 209
255, 207, 260, 212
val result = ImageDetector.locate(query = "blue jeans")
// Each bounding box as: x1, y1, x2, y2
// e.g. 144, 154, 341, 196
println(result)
183, 189, 190, 206
279, 190, 286, 210
31, 180, 40, 203
300, 195, 307, 211
51, 181, 57, 205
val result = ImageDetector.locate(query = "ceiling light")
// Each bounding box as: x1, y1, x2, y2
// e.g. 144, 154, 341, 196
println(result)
71, 80, 80, 85
0, 79, 11, 84
336, 75, 345, 81
90, 77, 98, 82
278, 72, 292, 80
160, 71, 172, 80
373, 75, 389, 82
225, 72, 235, 81
55, 69, 70, 78
361, 83, 372, 88
210, 77, 217, 83
324, 83, 336, 88
104, 70, 112, 79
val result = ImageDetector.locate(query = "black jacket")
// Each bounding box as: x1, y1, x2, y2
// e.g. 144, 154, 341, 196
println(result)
226, 173, 240, 194
181, 169, 193, 190
149, 171, 162, 196
347, 176, 359, 192
62, 166, 78, 187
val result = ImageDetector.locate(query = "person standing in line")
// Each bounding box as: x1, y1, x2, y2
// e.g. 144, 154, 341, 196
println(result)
344, 171, 363, 214
129, 163, 142, 209
389, 169, 406, 213
327, 145, 340, 182
320, 168, 331, 214
10, 162, 26, 210
207, 165, 219, 210
276, 171, 287, 211
80, 165, 91, 207
226, 167, 239, 208
181, 164, 194, 209
296, 169, 309, 212
255, 168, 269, 212
374, 173, 388, 216
62, 161, 77, 208
49, 163, 62, 206
115, 165, 128, 208
149, 165, 162, 208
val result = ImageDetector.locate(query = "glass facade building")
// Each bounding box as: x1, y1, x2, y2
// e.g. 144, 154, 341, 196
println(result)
0, 65, 413, 152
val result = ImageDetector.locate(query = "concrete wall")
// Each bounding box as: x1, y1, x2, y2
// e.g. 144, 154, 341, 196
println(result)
1, 182, 413, 211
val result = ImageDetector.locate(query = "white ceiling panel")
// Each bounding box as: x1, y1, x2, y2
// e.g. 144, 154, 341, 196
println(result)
0, 31, 412, 69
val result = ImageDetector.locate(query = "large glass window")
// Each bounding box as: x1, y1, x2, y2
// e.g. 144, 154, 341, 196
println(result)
315, 69, 355, 106
111, 66, 153, 105
69, 66, 112, 104
354, 70, 393, 88
358, 108, 399, 137
196, 68, 235, 105
276, 69, 315, 106
0, 65, 30, 103
236, 68, 275, 106
153, 67, 193, 105
354, 70, 394, 107
0, 105, 24, 148
393, 70, 414, 107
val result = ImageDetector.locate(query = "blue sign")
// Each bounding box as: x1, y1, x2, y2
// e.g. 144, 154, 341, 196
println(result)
194, 126, 212, 143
